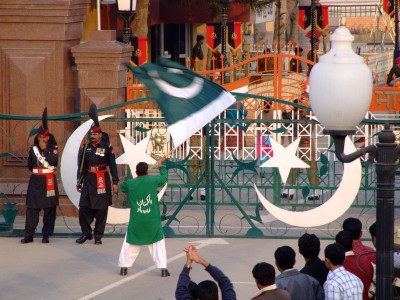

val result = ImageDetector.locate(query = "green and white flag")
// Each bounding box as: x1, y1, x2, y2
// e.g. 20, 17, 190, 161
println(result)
128, 58, 235, 147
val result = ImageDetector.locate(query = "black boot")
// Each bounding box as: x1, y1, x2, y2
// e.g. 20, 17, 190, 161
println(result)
120, 267, 128, 276
161, 268, 170, 277
42, 236, 49, 244
76, 234, 93, 244
21, 237, 33, 244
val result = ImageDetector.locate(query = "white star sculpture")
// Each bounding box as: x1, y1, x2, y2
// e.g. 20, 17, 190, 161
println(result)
260, 137, 310, 183
116, 134, 156, 178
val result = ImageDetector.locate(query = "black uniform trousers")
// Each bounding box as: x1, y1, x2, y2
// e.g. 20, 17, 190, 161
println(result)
24, 206, 56, 238
78, 206, 108, 240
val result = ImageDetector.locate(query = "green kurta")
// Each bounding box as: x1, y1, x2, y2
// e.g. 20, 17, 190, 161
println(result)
120, 167, 168, 245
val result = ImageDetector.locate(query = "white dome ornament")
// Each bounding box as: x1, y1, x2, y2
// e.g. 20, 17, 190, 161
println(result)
309, 26, 373, 134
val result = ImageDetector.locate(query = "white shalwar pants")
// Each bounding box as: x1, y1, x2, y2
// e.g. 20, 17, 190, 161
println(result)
118, 235, 167, 269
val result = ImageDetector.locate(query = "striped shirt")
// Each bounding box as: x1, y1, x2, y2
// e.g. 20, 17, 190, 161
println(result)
324, 266, 363, 300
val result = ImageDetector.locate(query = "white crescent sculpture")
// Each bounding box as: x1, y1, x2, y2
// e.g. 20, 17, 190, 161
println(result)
254, 136, 361, 227
60, 115, 167, 225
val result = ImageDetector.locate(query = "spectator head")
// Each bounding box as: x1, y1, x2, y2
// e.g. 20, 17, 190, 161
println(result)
335, 230, 353, 252
135, 162, 148, 176
196, 35, 205, 43
188, 280, 197, 298
294, 47, 304, 55
298, 233, 320, 259
324, 243, 345, 269
252, 262, 276, 289
195, 280, 218, 300
343, 217, 363, 240
274, 246, 296, 271
369, 222, 376, 248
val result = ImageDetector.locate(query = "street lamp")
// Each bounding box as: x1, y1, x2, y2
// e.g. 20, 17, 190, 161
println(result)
310, 0, 321, 61
218, 0, 233, 67
116, 0, 137, 44
309, 26, 396, 300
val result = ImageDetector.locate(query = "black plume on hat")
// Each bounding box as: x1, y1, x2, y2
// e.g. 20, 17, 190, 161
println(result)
88, 103, 101, 132
37, 107, 49, 136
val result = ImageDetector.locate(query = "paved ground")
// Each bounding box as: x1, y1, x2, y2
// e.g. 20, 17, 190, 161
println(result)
0, 235, 342, 300
1, 210, 379, 300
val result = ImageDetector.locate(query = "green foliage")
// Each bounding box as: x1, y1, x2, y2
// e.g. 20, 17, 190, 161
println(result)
320, 153, 329, 165
320, 165, 328, 177
302, 186, 310, 199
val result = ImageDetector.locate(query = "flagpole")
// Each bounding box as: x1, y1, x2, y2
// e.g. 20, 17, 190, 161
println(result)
310, 0, 316, 60
219, 0, 232, 84
97, 0, 101, 30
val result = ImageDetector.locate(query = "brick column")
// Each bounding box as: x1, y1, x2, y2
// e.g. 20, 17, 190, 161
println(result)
0, 0, 90, 184
71, 30, 134, 150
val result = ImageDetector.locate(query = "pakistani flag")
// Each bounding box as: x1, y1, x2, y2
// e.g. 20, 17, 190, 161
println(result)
128, 58, 235, 147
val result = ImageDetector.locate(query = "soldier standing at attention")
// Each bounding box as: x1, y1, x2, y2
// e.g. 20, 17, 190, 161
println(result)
76, 103, 119, 245
21, 108, 59, 244
191, 34, 205, 71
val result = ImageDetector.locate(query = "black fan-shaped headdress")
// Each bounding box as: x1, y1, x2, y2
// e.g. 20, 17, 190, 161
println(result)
37, 107, 49, 136
34, 107, 57, 146
88, 103, 101, 133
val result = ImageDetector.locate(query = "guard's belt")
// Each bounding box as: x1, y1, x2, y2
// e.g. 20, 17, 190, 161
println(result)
33, 167, 54, 174
88, 164, 107, 172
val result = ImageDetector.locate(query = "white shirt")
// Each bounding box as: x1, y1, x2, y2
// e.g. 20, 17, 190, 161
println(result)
324, 266, 363, 300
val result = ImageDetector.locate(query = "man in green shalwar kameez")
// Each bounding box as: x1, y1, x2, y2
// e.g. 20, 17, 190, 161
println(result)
118, 157, 170, 277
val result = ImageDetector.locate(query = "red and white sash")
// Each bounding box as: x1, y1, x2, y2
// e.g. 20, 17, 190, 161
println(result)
32, 146, 56, 197
87, 164, 107, 194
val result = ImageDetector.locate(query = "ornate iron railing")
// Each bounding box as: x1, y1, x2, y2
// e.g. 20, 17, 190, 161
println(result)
1, 49, 400, 238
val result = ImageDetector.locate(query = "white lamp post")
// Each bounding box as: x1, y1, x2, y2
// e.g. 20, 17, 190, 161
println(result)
309, 26, 396, 300
116, 0, 137, 44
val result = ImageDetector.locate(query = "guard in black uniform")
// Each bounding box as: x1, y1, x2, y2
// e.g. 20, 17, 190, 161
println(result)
76, 104, 119, 245
21, 108, 59, 244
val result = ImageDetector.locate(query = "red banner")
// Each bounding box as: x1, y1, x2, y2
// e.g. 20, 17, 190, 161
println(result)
298, 6, 312, 30
383, 0, 396, 16
227, 22, 242, 51
298, 5, 329, 31
317, 6, 329, 31
206, 23, 222, 51
130, 36, 148, 66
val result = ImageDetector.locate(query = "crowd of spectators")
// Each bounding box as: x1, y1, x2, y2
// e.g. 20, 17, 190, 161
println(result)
172, 217, 394, 299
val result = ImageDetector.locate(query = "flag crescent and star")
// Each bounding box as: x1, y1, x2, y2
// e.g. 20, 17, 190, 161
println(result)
127, 58, 235, 148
